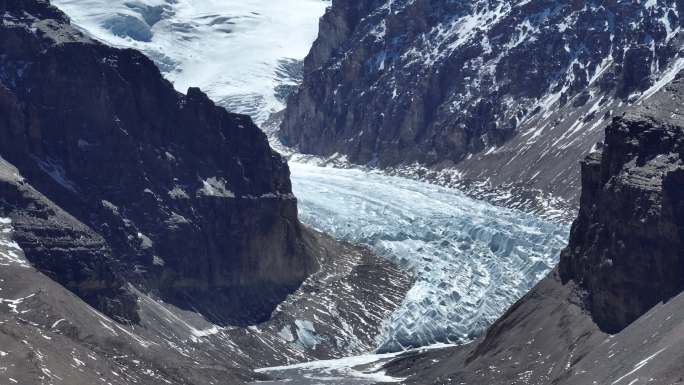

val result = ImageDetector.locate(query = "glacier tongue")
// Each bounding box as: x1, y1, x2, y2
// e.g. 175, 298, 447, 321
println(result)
290, 162, 569, 352
51, 0, 328, 122
52, 0, 571, 356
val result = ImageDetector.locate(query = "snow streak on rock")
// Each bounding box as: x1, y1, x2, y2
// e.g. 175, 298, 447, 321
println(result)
290, 162, 568, 351
52, 0, 329, 122
0, 218, 29, 269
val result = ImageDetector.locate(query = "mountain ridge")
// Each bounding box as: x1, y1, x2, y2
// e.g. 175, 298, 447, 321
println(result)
281, 0, 684, 213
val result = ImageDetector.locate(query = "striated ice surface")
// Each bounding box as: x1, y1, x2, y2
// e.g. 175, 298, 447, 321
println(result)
52, 0, 328, 122
290, 162, 569, 352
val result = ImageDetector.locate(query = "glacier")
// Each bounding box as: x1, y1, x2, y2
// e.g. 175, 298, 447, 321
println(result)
290, 162, 568, 351
51, 0, 570, 355
52, 0, 329, 122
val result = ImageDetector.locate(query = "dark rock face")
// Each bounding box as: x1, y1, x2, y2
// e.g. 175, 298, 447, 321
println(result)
0, 177, 141, 324
0, 0, 317, 325
559, 75, 684, 333
282, 0, 684, 206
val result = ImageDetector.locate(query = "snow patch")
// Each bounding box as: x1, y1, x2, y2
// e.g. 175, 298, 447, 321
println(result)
197, 177, 235, 198
137, 232, 154, 249
640, 57, 684, 102
1, 294, 36, 314
101, 200, 120, 215
152, 255, 165, 266
611, 347, 667, 384
278, 325, 295, 343
0, 218, 30, 268
255, 347, 455, 383
191, 326, 221, 338
168, 186, 189, 199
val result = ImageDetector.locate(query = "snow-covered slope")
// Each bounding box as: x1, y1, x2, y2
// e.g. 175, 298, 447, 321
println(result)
290, 162, 567, 351
52, 0, 328, 122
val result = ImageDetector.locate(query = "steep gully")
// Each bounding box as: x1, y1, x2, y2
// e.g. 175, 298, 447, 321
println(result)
44, 0, 578, 382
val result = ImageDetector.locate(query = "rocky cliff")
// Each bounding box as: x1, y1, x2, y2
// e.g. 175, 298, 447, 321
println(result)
0, 0, 319, 326
385, 73, 684, 385
281, 0, 684, 211
559, 73, 684, 333
0, 2, 414, 384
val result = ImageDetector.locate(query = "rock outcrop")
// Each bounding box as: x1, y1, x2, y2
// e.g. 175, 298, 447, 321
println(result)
281, 0, 684, 210
0, 0, 316, 326
384, 74, 684, 385
559, 74, 684, 333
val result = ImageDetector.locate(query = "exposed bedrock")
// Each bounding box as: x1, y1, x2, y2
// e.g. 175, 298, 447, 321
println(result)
281, 0, 684, 208
0, 0, 317, 326
559, 74, 684, 333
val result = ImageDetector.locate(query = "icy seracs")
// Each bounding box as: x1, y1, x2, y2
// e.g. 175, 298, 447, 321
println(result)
290, 162, 568, 351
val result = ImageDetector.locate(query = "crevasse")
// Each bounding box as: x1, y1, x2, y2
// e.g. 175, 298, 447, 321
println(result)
290, 162, 568, 352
